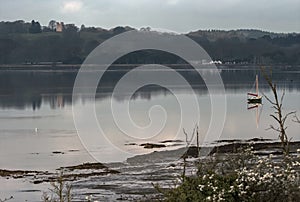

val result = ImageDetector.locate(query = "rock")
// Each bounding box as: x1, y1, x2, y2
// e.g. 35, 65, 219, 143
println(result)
140, 143, 166, 149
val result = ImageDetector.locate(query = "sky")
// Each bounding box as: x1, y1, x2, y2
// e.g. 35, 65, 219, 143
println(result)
0, 0, 299, 33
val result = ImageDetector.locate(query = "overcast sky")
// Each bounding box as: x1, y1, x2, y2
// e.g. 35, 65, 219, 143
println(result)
0, 0, 299, 33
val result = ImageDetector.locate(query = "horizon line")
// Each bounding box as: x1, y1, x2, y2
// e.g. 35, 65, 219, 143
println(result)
1, 19, 299, 35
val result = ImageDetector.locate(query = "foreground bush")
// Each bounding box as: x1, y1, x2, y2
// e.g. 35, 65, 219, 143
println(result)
158, 147, 300, 202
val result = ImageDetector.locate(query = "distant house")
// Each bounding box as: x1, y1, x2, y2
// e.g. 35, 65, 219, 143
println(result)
209, 60, 222, 65
56, 22, 64, 32
201, 60, 223, 65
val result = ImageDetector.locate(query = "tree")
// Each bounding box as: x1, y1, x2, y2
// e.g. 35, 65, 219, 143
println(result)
0, 38, 17, 63
29, 20, 42, 33
63, 24, 78, 33
80, 24, 85, 31
48, 20, 56, 31
0, 20, 30, 34
261, 67, 295, 155
112, 26, 126, 35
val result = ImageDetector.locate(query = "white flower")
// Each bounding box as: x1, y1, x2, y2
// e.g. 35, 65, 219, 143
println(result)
198, 184, 205, 191
241, 191, 247, 195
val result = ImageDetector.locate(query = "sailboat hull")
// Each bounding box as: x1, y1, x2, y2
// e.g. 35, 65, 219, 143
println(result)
247, 96, 262, 104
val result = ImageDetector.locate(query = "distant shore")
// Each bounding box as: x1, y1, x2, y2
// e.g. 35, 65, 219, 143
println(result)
0, 64, 299, 71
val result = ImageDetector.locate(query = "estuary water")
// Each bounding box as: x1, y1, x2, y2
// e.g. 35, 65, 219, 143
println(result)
0, 66, 299, 201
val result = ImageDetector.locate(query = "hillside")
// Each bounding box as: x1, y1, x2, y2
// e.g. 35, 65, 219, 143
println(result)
0, 20, 299, 65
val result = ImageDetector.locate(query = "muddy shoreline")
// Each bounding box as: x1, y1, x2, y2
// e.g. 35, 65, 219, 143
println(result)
0, 163, 120, 183
1, 140, 300, 201
2, 140, 299, 179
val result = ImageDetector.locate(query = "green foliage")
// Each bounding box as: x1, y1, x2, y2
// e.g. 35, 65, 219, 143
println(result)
161, 172, 239, 202
0, 20, 300, 64
29, 20, 42, 34
0, 20, 30, 34
158, 147, 300, 202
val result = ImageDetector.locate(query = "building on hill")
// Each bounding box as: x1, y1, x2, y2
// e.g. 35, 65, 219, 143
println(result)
56, 22, 64, 32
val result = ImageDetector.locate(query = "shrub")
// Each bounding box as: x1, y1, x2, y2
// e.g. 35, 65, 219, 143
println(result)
42, 170, 72, 202
158, 147, 300, 202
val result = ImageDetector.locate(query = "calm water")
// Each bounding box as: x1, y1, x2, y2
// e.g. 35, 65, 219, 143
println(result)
1, 66, 300, 201
0, 67, 300, 170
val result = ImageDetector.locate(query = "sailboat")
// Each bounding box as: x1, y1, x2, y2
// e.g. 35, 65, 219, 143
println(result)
247, 75, 262, 104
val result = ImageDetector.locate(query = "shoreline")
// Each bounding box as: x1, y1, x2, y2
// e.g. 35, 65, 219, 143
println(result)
2, 140, 299, 178
1, 140, 299, 201
0, 64, 299, 71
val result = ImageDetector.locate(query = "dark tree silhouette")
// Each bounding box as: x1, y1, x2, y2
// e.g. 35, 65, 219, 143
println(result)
29, 20, 42, 33
48, 20, 56, 31
0, 20, 300, 64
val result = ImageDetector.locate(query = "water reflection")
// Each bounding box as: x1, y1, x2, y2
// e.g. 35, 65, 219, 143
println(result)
0, 67, 299, 166
0, 68, 299, 110
247, 103, 263, 128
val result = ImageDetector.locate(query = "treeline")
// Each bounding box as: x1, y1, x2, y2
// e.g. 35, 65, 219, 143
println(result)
0, 20, 299, 65
187, 30, 300, 65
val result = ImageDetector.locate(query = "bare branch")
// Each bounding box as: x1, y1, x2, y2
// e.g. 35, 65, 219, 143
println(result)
0, 196, 13, 202
293, 114, 300, 123
266, 125, 281, 133
183, 128, 188, 145
261, 92, 276, 105
280, 90, 285, 105
270, 114, 280, 124
261, 67, 292, 155
282, 111, 296, 125
269, 125, 281, 133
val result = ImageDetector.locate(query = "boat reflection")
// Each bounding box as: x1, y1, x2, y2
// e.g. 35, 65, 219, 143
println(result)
247, 103, 263, 128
